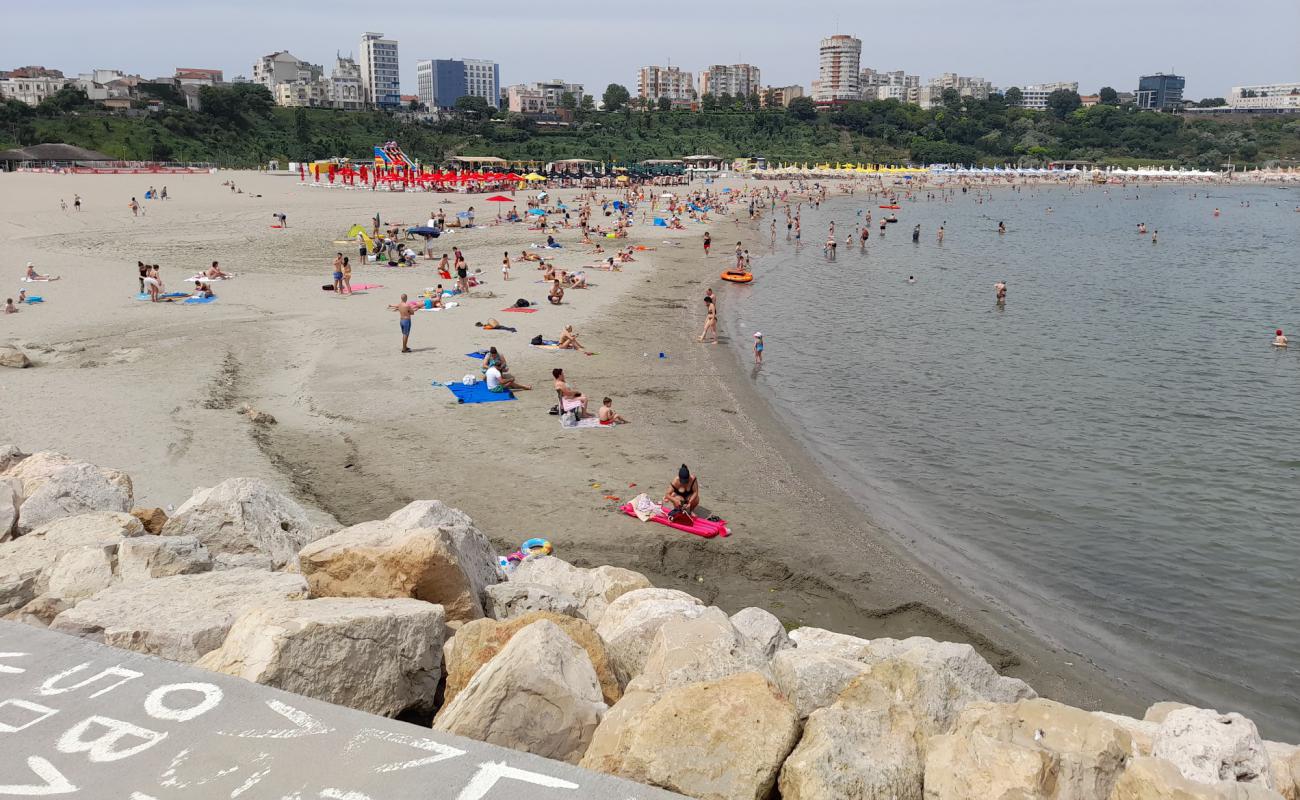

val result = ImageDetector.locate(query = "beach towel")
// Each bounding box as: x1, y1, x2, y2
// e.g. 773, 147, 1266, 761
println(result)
350, 283, 384, 290
444, 381, 514, 404
619, 502, 729, 538
531, 343, 562, 351
653, 218, 668, 227
466, 351, 488, 360
183, 296, 217, 304
562, 417, 609, 429
501, 307, 538, 313
135, 292, 188, 301
21, 277, 55, 282
23, 296, 43, 304
187, 274, 234, 282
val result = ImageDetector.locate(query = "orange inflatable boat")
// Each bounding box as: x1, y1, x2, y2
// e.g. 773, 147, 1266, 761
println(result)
721, 271, 753, 283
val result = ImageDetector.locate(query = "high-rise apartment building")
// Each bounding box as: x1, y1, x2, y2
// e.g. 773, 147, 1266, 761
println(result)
637, 66, 695, 105
699, 64, 761, 98
761, 85, 805, 108
815, 35, 862, 105
860, 68, 919, 102
359, 32, 400, 109
504, 79, 584, 114
417, 59, 500, 110
1135, 73, 1185, 111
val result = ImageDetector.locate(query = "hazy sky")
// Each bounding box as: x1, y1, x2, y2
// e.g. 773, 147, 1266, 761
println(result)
3, 0, 1297, 99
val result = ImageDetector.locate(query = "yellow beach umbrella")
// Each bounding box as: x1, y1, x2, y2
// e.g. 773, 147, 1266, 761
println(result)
524, 172, 545, 181
615, 175, 630, 183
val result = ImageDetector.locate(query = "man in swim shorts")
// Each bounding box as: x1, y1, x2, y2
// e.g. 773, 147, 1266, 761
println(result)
388, 294, 415, 352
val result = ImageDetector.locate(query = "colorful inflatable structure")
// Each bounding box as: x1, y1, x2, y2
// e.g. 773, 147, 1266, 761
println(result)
373, 142, 415, 169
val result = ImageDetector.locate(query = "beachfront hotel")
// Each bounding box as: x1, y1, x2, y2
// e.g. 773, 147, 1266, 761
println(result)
1017, 81, 1080, 110
813, 34, 862, 105
1229, 82, 1300, 111
359, 32, 401, 110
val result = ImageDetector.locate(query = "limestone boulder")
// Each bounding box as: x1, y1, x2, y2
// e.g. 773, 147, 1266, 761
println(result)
788, 625, 874, 658
0, 444, 27, 473
1146, 702, 1195, 724
1, 476, 19, 542
384, 500, 502, 603
50, 568, 309, 663
596, 588, 707, 686
1264, 742, 1298, 800
1152, 708, 1274, 789
484, 581, 580, 620
924, 698, 1133, 800
581, 671, 799, 800
130, 507, 168, 534
213, 552, 274, 571
17, 462, 134, 532
1111, 756, 1285, 800
298, 520, 482, 623
197, 598, 444, 718
161, 478, 322, 569
117, 536, 212, 582
771, 647, 872, 720
435, 619, 606, 764
863, 636, 1036, 704
627, 607, 772, 695
3, 451, 74, 499
0, 344, 31, 368
510, 556, 652, 625
1097, 712, 1161, 757
44, 546, 116, 604
0, 512, 144, 616
779, 662, 928, 800
442, 611, 620, 707
730, 606, 792, 658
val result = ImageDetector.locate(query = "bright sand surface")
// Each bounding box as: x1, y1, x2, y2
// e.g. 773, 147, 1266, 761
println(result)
0, 170, 1141, 714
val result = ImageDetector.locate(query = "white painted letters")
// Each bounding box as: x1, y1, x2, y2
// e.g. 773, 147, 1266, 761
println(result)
142, 683, 222, 723
456, 762, 579, 800
38, 664, 142, 699
56, 716, 167, 763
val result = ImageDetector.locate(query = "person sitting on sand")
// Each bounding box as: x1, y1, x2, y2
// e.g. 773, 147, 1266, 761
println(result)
485, 363, 530, 393
548, 280, 565, 305
193, 281, 215, 299
24, 263, 59, 281
1274, 329, 1289, 348
4, 298, 17, 314
553, 368, 588, 415
566, 271, 588, 289
664, 464, 700, 519
206, 261, 231, 280
598, 397, 628, 425
557, 325, 589, 353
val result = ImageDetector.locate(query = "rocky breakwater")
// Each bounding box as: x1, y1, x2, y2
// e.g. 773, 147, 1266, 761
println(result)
1, 443, 1296, 800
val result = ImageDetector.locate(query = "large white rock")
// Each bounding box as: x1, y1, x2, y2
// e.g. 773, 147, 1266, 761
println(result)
581, 671, 800, 800
1111, 756, 1285, 800
298, 520, 483, 623
384, 500, 502, 605
628, 607, 772, 695
1096, 711, 1161, 757
788, 625, 874, 658
161, 478, 322, 569
779, 662, 929, 800
44, 546, 115, 604
434, 619, 606, 764
1264, 741, 1299, 800
595, 588, 707, 686
924, 698, 1134, 800
50, 568, 309, 663
510, 556, 652, 625
197, 598, 445, 718
0, 345, 31, 368
484, 581, 581, 620
730, 606, 792, 658
17, 462, 134, 532
0, 512, 144, 616
0, 444, 27, 473
1153, 708, 1275, 789
117, 536, 213, 582
771, 647, 873, 720
3, 451, 74, 499
1, 476, 20, 542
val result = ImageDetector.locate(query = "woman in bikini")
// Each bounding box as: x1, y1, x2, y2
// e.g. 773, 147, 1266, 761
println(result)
664, 465, 700, 518
698, 299, 718, 343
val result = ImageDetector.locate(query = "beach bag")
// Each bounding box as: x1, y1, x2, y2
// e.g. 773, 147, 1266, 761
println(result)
530, 335, 544, 346
561, 410, 578, 427
515, 298, 530, 308
462, 374, 478, 386
630, 493, 659, 522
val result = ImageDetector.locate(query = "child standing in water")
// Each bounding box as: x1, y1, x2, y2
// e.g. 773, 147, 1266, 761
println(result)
753, 332, 764, 365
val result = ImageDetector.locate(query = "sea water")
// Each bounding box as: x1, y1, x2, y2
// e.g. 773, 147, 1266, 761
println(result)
726, 183, 1300, 738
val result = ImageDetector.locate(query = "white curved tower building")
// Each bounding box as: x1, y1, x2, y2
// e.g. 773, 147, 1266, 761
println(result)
815, 34, 862, 105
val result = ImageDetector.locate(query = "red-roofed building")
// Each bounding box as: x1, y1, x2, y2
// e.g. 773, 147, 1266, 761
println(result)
175, 68, 223, 86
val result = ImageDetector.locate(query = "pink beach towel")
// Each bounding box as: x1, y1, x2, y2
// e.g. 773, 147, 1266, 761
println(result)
619, 503, 729, 538
501, 307, 538, 313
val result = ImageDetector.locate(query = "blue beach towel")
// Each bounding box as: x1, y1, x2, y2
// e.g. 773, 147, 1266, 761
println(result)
184, 296, 217, 304
444, 381, 514, 404
24, 296, 43, 303
653, 218, 667, 227
467, 351, 488, 360
135, 292, 188, 301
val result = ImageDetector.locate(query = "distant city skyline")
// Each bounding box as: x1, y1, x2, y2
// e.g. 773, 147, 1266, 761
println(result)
2, 0, 1296, 100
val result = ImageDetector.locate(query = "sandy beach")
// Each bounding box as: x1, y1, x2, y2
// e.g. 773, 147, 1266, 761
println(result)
0, 169, 1143, 716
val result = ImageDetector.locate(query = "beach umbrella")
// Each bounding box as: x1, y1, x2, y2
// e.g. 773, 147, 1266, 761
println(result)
408, 226, 440, 237
524, 172, 545, 181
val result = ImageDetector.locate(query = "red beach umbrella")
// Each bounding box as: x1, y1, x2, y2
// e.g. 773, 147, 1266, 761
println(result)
485, 195, 512, 202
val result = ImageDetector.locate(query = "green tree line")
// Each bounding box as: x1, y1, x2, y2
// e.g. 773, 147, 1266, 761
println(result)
2, 84, 1296, 169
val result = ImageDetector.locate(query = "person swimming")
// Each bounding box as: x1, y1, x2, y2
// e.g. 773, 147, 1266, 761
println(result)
1274, 329, 1289, 348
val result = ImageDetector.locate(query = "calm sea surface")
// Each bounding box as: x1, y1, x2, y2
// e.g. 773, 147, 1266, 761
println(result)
724, 182, 1300, 738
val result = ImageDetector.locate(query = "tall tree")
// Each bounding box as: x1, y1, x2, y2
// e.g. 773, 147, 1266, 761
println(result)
657, 96, 672, 112
558, 91, 577, 111
602, 83, 630, 112
1004, 86, 1023, 107
1098, 86, 1119, 106
1046, 89, 1082, 118
454, 95, 493, 120
787, 96, 818, 121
